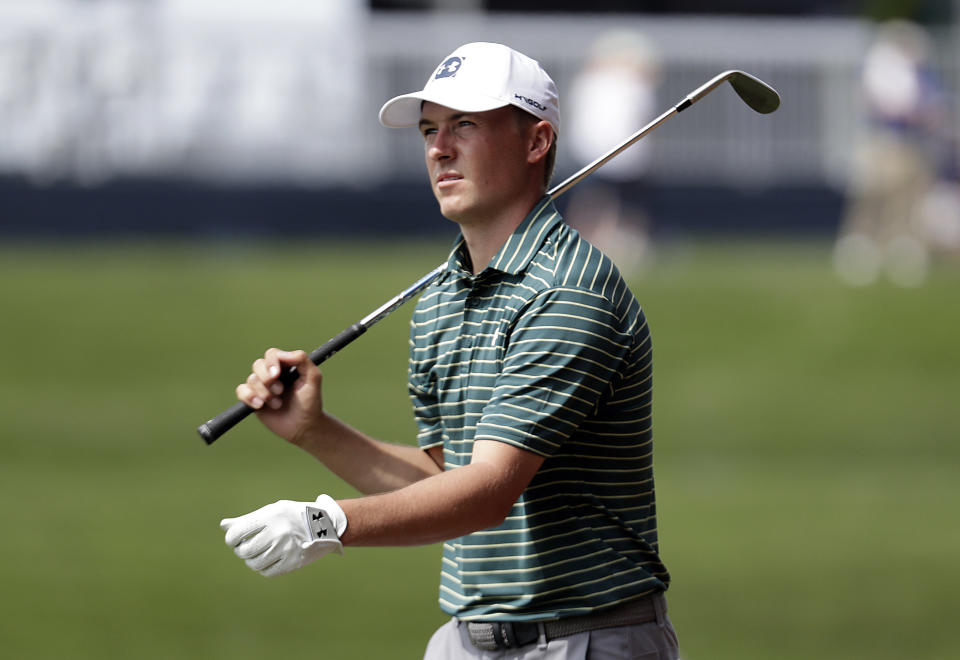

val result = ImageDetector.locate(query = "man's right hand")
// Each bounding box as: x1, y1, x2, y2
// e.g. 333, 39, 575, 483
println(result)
235, 348, 325, 445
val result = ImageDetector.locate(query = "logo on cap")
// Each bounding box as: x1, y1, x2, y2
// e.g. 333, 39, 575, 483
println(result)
435, 56, 464, 79
515, 94, 546, 112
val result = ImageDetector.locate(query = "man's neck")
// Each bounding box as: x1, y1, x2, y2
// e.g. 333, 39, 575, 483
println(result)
458, 192, 545, 276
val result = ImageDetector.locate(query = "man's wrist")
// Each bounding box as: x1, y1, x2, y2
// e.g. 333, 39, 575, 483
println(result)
289, 411, 336, 451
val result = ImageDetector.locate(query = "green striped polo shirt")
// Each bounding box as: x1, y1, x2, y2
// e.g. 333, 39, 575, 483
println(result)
408, 196, 669, 622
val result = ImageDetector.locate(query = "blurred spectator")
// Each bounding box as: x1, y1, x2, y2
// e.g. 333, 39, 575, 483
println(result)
834, 19, 956, 287
565, 30, 660, 277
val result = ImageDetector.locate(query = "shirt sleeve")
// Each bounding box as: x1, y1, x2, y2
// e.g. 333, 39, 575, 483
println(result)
474, 286, 633, 456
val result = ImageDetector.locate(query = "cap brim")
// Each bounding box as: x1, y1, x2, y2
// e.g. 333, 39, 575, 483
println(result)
379, 90, 510, 128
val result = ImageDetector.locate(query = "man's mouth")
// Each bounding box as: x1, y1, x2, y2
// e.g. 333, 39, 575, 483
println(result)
436, 172, 463, 187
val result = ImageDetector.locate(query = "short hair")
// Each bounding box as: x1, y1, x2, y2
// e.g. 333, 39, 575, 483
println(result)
512, 107, 558, 188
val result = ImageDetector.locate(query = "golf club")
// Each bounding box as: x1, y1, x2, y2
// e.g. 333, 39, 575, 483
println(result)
198, 69, 780, 445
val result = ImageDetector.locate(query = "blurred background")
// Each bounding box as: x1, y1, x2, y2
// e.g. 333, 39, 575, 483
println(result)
2, 0, 958, 249
1, 1, 958, 659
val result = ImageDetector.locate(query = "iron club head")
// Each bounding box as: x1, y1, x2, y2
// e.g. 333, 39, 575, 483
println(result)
725, 70, 781, 114
681, 69, 780, 114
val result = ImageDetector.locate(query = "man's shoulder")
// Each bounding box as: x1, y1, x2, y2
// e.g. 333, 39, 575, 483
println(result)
529, 223, 631, 298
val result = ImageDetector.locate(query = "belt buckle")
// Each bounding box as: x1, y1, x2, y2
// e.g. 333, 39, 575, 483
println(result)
465, 622, 501, 652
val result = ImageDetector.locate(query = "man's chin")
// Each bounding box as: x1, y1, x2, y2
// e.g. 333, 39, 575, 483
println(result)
436, 197, 469, 223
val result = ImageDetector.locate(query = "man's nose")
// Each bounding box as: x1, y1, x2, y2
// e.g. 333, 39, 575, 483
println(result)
428, 127, 454, 161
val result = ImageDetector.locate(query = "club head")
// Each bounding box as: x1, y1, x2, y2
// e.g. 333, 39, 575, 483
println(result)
726, 70, 780, 114
682, 69, 781, 114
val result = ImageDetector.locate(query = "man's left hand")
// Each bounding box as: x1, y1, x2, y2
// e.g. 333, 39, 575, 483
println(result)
220, 494, 347, 577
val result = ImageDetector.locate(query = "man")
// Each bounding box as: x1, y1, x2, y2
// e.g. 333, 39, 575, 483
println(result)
221, 42, 679, 659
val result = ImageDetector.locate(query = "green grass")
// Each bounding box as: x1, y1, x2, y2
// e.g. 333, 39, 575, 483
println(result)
1, 238, 957, 659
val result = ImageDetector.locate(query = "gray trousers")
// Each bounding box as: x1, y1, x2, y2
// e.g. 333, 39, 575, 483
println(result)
422, 595, 680, 660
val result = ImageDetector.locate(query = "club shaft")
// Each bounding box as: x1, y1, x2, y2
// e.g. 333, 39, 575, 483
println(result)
547, 106, 678, 200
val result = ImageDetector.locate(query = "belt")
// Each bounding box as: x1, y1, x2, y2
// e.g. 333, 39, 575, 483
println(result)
465, 593, 661, 652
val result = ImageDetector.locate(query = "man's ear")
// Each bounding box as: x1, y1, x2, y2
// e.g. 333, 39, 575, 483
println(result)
527, 121, 554, 165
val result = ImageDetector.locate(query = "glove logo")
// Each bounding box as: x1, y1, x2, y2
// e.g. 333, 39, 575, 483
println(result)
312, 511, 328, 537
305, 505, 336, 541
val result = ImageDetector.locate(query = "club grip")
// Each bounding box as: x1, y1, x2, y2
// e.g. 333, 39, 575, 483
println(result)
197, 323, 368, 445
197, 401, 253, 444
308, 322, 366, 365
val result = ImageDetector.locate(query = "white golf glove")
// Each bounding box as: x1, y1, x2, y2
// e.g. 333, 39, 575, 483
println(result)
220, 494, 347, 577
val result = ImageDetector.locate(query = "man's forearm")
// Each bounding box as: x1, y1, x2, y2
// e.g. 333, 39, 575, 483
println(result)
295, 412, 442, 495
337, 440, 545, 547
337, 462, 507, 547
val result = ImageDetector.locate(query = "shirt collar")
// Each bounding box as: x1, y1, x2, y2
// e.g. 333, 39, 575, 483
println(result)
444, 196, 562, 280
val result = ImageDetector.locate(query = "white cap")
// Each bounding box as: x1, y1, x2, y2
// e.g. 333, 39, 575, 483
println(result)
379, 42, 560, 134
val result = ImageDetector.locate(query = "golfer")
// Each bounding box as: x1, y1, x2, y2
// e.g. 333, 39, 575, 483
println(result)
221, 42, 679, 659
